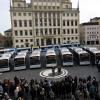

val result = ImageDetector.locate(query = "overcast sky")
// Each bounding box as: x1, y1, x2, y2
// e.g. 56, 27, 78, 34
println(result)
0, 0, 100, 33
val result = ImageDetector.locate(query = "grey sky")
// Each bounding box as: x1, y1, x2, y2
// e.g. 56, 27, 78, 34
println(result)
0, 0, 100, 33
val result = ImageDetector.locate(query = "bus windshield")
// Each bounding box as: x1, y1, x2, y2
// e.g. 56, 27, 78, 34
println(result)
14, 58, 25, 67
46, 55, 56, 64
0, 59, 9, 68
30, 57, 40, 65
80, 53, 89, 61
63, 54, 72, 62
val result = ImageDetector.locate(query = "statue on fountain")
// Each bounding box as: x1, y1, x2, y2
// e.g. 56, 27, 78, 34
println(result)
52, 67, 55, 76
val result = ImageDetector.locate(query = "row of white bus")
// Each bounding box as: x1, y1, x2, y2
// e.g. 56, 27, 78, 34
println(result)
0, 47, 100, 72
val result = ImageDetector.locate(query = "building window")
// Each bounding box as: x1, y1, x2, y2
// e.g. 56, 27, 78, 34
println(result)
67, 37, 70, 40
75, 20, 78, 26
64, 38, 66, 40
75, 29, 78, 34
25, 30, 28, 36
67, 13, 69, 16
18, 13, 21, 16
20, 39, 23, 42
54, 38, 56, 44
57, 19, 60, 26
44, 12, 47, 17
15, 30, 18, 36
21, 45, 24, 47
25, 39, 28, 42
71, 13, 73, 16
28, 13, 31, 16
24, 20, 27, 27
35, 12, 37, 18
58, 38, 60, 44
75, 13, 77, 16
35, 19, 38, 26
49, 19, 52, 26
20, 30, 23, 36
36, 29, 38, 36
71, 29, 74, 34
13, 13, 16, 16
71, 20, 73, 26
44, 18, 47, 26
63, 29, 66, 34
67, 20, 69, 26
30, 39, 33, 42
41, 39, 44, 46
53, 19, 56, 26
63, 20, 65, 26
67, 29, 70, 34
58, 28, 60, 35
40, 18, 43, 26
16, 45, 19, 48
49, 29, 52, 35
36, 39, 39, 46
29, 30, 32, 35
23, 13, 26, 16
29, 20, 32, 27
40, 29, 43, 35
19, 20, 22, 27
13, 20, 17, 27
63, 13, 65, 16
16, 40, 18, 43
45, 29, 47, 35
75, 37, 78, 40
71, 37, 74, 40
54, 29, 56, 35
53, 13, 56, 18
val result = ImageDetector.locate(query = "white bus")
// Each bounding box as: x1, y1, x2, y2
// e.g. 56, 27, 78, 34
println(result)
83, 47, 98, 65
73, 48, 90, 65
0, 53, 12, 72
46, 49, 57, 67
60, 48, 73, 66
92, 50, 100, 64
29, 49, 41, 68
14, 50, 28, 70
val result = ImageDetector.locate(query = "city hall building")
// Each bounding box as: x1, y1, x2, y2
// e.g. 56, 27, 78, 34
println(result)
10, 0, 80, 48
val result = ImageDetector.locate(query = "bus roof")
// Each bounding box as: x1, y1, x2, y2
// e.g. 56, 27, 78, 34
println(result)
75, 50, 88, 54
46, 49, 56, 56
30, 50, 41, 57
60, 48, 72, 55
0, 53, 12, 60
91, 50, 100, 54
15, 50, 28, 59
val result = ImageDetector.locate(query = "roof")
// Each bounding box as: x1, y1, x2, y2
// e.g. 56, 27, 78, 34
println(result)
4, 29, 12, 33
81, 22, 99, 26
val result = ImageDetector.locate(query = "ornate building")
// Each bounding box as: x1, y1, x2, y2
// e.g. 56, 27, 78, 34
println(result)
10, 0, 80, 48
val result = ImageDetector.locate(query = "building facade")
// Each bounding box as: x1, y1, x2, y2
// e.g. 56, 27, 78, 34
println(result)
80, 22, 100, 46
10, 0, 80, 48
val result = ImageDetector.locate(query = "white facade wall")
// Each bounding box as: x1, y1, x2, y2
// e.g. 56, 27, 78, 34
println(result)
80, 24, 100, 45
10, 0, 80, 48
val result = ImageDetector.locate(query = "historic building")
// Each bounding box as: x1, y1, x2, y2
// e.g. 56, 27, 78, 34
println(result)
10, 0, 80, 48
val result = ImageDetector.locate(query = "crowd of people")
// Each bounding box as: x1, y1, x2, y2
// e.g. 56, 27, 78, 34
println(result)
0, 75, 100, 100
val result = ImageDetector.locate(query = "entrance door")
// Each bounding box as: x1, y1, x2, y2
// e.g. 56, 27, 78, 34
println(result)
46, 39, 52, 45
